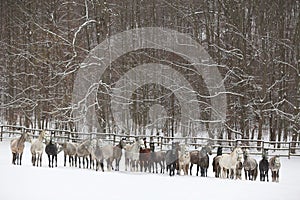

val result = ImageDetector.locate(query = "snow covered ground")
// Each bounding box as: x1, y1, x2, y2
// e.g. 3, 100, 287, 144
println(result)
0, 139, 299, 200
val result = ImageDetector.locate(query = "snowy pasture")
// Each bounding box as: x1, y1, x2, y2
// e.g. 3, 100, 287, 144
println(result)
0, 140, 299, 200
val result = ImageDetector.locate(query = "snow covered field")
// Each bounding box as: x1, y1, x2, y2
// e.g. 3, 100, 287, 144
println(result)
1, 139, 299, 200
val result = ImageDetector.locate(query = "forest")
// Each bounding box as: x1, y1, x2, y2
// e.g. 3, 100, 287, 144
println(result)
0, 0, 299, 146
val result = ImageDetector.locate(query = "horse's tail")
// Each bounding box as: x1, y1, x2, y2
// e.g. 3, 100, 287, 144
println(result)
212, 157, 217, 172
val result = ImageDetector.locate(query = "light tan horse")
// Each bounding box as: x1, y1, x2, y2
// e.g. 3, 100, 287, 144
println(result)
10, 132, 29, 165
30, 130, 46, 167
178, 144, 190, 175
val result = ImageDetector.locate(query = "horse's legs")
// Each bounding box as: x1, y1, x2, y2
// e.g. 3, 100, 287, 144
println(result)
190, 164, 193, 175
185, 164, 189, 175
74, 155, 77, 167
39, 153, 42, 167
82, 156, 85, 168
125, 158, 128, 171
276, 170, 279, 182
115, 159, 119, 171
47, 154, 51, 167
55, 155, 57, 167
78, 157, 81, 168
50, 155, 53, 168
19, 153, 23, 165
107, 158, 112, 171
100, 160, 104, 172
68, 155, 71, 167
12, 153, 16, 165
64, 154, 67, 167
15, 153, 19, 165
196, 165, 200, 176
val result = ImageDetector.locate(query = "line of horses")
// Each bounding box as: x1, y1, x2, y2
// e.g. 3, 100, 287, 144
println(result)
9, 131, 281, 182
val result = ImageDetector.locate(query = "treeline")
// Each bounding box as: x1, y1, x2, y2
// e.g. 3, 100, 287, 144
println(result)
0, 0, 299, 145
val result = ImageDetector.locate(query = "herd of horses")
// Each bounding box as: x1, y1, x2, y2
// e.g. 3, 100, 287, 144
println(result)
9, 131, 281, 182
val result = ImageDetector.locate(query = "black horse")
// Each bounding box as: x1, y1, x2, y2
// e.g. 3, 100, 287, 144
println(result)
45, 140, 59, 168
212, 146, 222, 177
165, 142, 179, 176
259, 152, 269, 182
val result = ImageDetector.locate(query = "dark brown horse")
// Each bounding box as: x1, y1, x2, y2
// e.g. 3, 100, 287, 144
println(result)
112, 139, 126, 171
259, 153, 269, 182
139, 147, 151, 172
45, 139, 62, 168
190, 145, 212, 176
212, 156, 222, 177
165, 142, 180, 176
212, 146, 222, 178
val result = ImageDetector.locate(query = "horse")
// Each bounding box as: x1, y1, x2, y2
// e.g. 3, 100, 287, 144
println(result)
165, 142, 180, 176
112, 139, 127, 171
139, 140, 152, 172
30, 130, 46, 167
10, 132, 29, 165
212, 155, 222, 177
235, 161, 243, 179
259, 154, 269, 182
60, 141, 77, 167
101, 143, 114, 171
212, 146, 223, 178
149, 142, 165, 174
269, 155, 281, 182
45, 139, 62, 168
190, 145, 212, 176
219, 147, 243, 179
75, 139, 92, 169
88, 138, 104, 172
243, 149, 258, 181
124, 139, 141, 171
178, 144, 190, 175
199, 145, 212, 177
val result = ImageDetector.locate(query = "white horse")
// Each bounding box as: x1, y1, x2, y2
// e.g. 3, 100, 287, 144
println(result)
88, 138, 104, 171
125, 139, 141, 172
219, 147, 243, 179
101, 143, 114, 171
178, 144, 190, 175
30, 130, 47, 167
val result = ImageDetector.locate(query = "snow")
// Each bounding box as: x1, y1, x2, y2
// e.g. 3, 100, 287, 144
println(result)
0, 140, 299, 200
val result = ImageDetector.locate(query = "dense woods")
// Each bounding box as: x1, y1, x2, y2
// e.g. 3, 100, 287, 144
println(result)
0, 0, 299, 145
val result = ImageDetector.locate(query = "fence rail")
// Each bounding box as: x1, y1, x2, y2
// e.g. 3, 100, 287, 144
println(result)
1, 124, 299, 158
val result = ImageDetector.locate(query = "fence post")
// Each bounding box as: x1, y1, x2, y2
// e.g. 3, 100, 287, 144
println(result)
113, 134, 116, 145
288, 142, 291, 159
0, 125, 3, 141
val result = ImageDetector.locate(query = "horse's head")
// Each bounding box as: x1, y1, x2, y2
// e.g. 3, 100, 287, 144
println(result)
139, 139, 146, 149
25, 132, 34, 142
234, 147, 243, 161
243, 148, 250, 158
205, 145, 212, 155
119, 138, 127, 149
274, 155, 280, 166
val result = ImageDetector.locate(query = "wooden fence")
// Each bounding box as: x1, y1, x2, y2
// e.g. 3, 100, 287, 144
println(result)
1, 124, 299, 159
